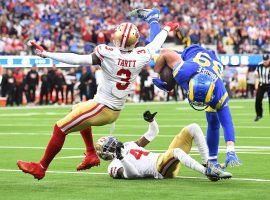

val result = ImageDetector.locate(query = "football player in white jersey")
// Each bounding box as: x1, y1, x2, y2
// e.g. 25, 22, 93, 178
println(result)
17, 11, 179, 180
96, 111, 232, 181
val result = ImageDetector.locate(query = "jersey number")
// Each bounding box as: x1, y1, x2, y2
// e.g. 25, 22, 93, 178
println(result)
193, 52, 223, 78
116, 69, 131, 90
130, 149, 150, 160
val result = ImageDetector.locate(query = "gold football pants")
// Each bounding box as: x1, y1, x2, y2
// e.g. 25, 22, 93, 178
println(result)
57, 100, 120, 134
156, 127, 193, 178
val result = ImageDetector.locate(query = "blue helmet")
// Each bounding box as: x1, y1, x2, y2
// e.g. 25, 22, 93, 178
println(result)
188, 73, 215, 111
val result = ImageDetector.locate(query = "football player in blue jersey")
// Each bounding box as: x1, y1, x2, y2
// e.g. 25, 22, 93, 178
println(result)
129, 8, 242, 170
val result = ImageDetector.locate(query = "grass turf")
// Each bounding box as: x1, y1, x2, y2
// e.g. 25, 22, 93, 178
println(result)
0, 100, 270, 200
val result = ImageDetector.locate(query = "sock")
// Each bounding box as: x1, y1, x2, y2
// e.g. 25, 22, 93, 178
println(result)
149, 20, 160, 42
186, 123, 209, 165
40, 124, 66, 169
217, 106, 235, 142
173, 148, 205, 174
80, 127, 96, 155
206, 112, 220, 161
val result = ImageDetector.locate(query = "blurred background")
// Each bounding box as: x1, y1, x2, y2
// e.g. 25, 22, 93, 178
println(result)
0, 0, 270, 107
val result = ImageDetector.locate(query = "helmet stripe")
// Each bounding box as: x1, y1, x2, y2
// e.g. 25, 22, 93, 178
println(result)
124, 23, 133, 48
188, 79, 194, 101
119, 23, 129, 48
205, 82, 215, 103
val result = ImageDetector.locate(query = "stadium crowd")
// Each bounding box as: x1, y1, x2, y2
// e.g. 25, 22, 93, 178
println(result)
0, 0, 270, 55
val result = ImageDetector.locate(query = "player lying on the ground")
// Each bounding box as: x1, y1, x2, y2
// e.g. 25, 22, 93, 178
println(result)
130, 8, 241, 170
96, 111, 232, 181
17, 14, 179, 180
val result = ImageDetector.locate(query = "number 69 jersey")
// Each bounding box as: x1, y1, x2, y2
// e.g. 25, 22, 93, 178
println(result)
108, 142, 162, 179
173, 44, 228, 110
94, 44, 152, 110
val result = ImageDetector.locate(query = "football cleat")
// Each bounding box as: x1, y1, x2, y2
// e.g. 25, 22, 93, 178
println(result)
76, 153, 100, 171
17, 160, 46, 180
128, 8, 160, 23
205, 162, 232, 181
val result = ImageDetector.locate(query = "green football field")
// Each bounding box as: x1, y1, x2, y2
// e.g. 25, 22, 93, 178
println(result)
0, 100, 270, 200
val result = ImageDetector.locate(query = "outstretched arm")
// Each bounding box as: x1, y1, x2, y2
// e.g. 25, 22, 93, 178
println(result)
135, 111, 159, 147
29, 41, 101, 65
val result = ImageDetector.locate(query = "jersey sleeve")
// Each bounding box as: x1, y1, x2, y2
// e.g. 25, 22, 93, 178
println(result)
133, 47, 152, 65
94, 44, 115, 62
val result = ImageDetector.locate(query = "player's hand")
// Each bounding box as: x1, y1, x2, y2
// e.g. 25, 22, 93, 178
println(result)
143, 110, 157, 122
28, 41, 47, 58
225, 151, 242, 168
115, 142, 124, 160
152, 78, 168, 92
164, 21, 179, 32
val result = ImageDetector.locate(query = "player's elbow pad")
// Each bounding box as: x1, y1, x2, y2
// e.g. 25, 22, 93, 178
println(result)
143, 120, 159, 141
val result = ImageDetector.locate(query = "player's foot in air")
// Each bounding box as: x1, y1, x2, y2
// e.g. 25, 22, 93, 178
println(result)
205, 162, 232, 181
76, 153, 100, 171
128, 8, 160, 23
17, 160, 46, 180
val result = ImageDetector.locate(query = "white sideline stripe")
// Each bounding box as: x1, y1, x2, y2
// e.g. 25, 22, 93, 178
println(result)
1, 169, 270, 182
1, 124, 270, 129
0, 98, 267, 110
1, 132, 270, 140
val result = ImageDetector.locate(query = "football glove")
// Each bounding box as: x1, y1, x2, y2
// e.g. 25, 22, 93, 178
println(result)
225, 151, 242, 168
152, 78, 168, 92
143, 110, 157, 122
29, 41, 47, 58
164, 21, 179, 32
115, 142, 124, 160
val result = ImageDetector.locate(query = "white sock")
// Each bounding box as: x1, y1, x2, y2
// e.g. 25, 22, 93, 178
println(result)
173, 148, 205, 174
186, 123, 209, 165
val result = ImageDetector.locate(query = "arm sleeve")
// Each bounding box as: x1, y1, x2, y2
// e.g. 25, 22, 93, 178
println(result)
145, 29, 168, 55
217, 105, 235, 142
42, 51, 93, 65
121, 157, 141, 179
143, 120, 159, 142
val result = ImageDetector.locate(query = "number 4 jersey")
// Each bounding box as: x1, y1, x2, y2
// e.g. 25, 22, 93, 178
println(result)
94, 44, 152, 110
108, 142, 162, 179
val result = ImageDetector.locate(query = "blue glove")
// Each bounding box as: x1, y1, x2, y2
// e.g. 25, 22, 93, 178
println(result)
225, 151, 242, 168
152, 78, 168, 92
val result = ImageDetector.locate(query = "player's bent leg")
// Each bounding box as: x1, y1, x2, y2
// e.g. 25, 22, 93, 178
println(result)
77, 127, 100, 171
168, 127, 193, 153
156, 149, 180, 178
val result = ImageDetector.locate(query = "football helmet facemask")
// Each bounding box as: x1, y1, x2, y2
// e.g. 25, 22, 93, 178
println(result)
113, 22, 140, 52
96, 136, 119, 161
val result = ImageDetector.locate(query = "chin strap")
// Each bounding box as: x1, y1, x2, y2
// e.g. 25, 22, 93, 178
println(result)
189, 101, 209, 111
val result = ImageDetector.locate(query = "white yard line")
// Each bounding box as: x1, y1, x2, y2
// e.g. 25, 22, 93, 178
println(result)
0, 169, 270, 182
0, 124, 270, 129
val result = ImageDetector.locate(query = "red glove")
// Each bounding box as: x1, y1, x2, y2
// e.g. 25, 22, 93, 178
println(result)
28, 41, 46, 58
164, 21, 179, 32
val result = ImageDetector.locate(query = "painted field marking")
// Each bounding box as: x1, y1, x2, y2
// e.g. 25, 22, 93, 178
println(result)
0, 169, 270, 182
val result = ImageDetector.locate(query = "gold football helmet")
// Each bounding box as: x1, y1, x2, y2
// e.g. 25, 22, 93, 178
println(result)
96, 136, 118, 161
113, 22, 140, 51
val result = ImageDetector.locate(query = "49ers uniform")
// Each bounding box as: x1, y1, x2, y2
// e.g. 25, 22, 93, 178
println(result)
108, 142, 162, 179
94, 44, 152, 110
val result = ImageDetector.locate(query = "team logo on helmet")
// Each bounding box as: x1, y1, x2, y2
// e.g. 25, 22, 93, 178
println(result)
113, 22, 140, 51
96, 136, 118, 161
188, 73, 215, 111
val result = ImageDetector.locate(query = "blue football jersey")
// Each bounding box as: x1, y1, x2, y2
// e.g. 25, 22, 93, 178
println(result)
173, 45, 228, 110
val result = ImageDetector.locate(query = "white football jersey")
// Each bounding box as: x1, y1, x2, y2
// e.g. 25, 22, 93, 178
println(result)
93, 44, 152, 110
108, 142, 162, 179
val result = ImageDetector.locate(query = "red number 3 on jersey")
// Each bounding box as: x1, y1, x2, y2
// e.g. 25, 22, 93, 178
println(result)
116, 69, 131, 90
130, 149, 150, 160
